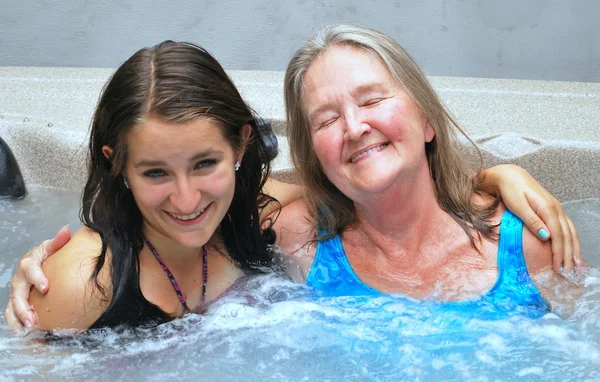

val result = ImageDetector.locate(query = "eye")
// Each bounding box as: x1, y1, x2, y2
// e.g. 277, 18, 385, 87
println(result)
318, 116, 339, 129
143, 169, 166, 178
362, 98, 383, 107
194, 159, 217, 170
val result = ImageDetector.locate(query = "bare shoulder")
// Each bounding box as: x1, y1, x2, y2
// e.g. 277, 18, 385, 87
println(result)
522, 221, 553, 275
270, 199, 317, 282
492, 201, 553, 275
29, 226, 112, 330
468, 195, 553, 279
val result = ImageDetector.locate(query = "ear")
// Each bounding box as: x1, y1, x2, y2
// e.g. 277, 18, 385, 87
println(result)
102, 146, 114, 160
424, 122, 436, 143
237, 124, 253, 162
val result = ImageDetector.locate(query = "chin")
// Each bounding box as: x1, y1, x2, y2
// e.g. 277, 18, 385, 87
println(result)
179, 240, 207, 250
172, 232, 210, 249
359, 171, 399, 191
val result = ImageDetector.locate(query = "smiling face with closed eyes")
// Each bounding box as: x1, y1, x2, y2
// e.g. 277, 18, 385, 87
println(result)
301, 45, 436, 203
103, 117, 243, 250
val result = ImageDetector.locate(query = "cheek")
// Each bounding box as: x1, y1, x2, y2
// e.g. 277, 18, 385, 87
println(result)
370, 104, 406, 137
201, 169, 236, 201
131, 186, 167, 210
312, 131, 340, 165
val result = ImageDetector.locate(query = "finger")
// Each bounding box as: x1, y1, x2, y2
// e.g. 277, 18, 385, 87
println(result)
23, 258, 50, 294
558, 216, 574, 272
18, 255, 49, 294
9, 257, 40, 327
4, 299, 26, 331
542, 209, 565, 273
45, 226, 71, 256
567, 217, 584, 267
4, 300, 22, 330
521, 193, 555, 241
36, 226, 71, 265
524, 193, 565, 272
548, 220, 565, 273
11, 295, 37, 329
22, 227, 71, 293
519, 206, 551, 242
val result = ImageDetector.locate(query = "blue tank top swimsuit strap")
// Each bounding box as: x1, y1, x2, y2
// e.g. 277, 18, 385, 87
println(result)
143, 236, 208, 313
305, 210, 551, 318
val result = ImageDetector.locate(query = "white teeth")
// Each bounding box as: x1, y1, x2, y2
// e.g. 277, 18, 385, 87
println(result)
170, 207, 205, 221
350, 144, 388, 163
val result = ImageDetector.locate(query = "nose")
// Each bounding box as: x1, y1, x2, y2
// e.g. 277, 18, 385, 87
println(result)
169, 177, 201, 213
343, 108, 370, 141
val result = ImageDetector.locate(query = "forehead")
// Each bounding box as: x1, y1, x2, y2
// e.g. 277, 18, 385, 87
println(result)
127, 117, 231, 154
301, 45, 397, 107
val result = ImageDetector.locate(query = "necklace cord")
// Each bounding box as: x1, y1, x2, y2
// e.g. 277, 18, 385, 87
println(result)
142, 236, 208, 313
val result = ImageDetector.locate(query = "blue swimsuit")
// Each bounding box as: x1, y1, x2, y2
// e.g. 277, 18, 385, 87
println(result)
306, 210, 551, 319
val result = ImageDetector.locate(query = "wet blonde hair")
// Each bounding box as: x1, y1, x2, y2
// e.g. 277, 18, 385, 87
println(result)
284, 24, 498, 244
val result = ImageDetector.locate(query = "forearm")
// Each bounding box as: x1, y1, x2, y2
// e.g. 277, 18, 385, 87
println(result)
260, 178, 305, 223
263, 178, 304, 205
477, 165, 512, 196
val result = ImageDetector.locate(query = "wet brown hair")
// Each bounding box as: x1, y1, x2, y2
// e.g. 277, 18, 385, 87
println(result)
82, 41, 277, 326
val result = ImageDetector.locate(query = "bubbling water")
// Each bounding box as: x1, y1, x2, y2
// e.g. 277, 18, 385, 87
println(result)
1, 188, 599, 381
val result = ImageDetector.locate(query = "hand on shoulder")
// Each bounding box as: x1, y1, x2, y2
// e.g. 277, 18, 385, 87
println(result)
29, 227, 112, 331
522, 222, 554, 276
489, 201, 553, 275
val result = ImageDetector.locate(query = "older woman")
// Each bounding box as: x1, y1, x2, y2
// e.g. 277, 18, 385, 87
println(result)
273, 25, 576, 312
5, 27, 581, 329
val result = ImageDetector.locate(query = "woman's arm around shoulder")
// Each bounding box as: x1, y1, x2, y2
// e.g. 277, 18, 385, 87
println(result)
482, 199, 553, 276
521, 213, 583, 305
479, 164, 582, 271
29, 227, 111, 331
268, 198, 317, 282
260, 178, 304, 224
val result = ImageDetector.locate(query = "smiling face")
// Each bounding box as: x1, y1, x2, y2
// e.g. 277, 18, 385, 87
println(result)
115, 117, 240, 249
301, 45, 435, 202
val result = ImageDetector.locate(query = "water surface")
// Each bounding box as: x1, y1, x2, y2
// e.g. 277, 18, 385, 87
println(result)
1, 187, 599, 381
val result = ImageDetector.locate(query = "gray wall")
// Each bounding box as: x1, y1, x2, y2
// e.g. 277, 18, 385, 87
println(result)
1, 0, 599, 82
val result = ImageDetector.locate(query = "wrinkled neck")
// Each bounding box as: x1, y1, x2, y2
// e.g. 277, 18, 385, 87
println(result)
350, 162, 456, 259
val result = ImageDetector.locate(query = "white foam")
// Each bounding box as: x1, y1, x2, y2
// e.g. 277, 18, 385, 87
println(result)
517, 367, 544, 377
1, 191, 600, 380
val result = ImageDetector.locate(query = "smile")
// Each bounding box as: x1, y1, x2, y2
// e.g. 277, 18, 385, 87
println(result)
168, 204, 209, 221
349, 143, 389, 163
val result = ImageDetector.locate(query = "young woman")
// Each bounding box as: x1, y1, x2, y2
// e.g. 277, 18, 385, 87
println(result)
15, 41, 287, 330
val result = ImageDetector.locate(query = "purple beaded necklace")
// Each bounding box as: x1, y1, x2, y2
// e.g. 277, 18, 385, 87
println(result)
142, 236, 208, 313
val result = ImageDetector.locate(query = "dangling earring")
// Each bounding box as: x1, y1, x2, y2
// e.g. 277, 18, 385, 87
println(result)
234, 161, 241, 171
123, 178, 130, 189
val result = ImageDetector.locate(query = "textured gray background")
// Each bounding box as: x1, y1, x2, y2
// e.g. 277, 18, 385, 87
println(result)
1, 0, 599, 82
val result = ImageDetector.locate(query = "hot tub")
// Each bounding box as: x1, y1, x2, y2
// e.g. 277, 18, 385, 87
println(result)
1, 67, 599, 381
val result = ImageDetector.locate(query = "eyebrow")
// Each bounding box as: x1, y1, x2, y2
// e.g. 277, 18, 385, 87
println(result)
134, 149, 223, 168
351, 82, 390, 98
308, 82, 390, 122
